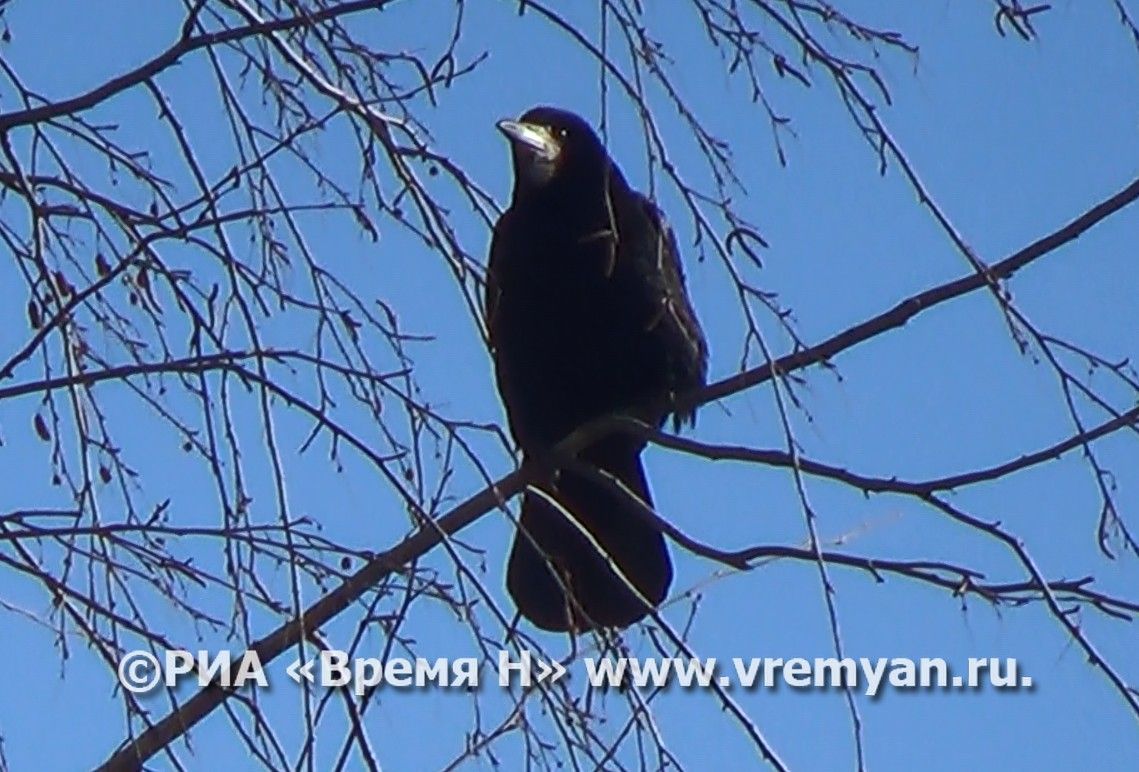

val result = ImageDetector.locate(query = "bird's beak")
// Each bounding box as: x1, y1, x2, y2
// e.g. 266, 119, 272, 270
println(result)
496, 119, 560, 163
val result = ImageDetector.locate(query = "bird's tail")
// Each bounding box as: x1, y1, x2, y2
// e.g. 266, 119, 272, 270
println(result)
506, 436, 673, 632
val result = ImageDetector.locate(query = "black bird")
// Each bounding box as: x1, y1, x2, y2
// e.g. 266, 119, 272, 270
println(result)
486, 106, 708, 632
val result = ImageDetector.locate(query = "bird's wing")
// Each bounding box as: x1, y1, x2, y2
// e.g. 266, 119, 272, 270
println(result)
634, 194, 709, 380
484, 208, 514, 351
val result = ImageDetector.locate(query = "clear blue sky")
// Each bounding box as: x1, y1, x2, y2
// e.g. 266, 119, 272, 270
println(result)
1, 1, 1137, 770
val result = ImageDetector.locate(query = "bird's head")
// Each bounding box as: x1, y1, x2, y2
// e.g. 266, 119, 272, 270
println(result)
497, 106, 610, 196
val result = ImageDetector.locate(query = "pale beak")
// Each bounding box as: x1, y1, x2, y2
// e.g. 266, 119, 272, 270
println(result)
496, 119, 560, 162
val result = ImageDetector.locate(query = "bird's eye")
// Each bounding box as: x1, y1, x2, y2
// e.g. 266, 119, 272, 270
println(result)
555, 126, 569, 139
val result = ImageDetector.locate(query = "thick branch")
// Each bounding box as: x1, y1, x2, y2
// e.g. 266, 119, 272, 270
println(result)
691, 174, 1139, 409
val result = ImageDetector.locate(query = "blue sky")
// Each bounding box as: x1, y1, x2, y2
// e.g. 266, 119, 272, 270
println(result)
0, 1, 1137, 770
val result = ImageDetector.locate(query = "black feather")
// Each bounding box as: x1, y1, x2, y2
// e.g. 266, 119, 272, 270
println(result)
487, 106, 708, 631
